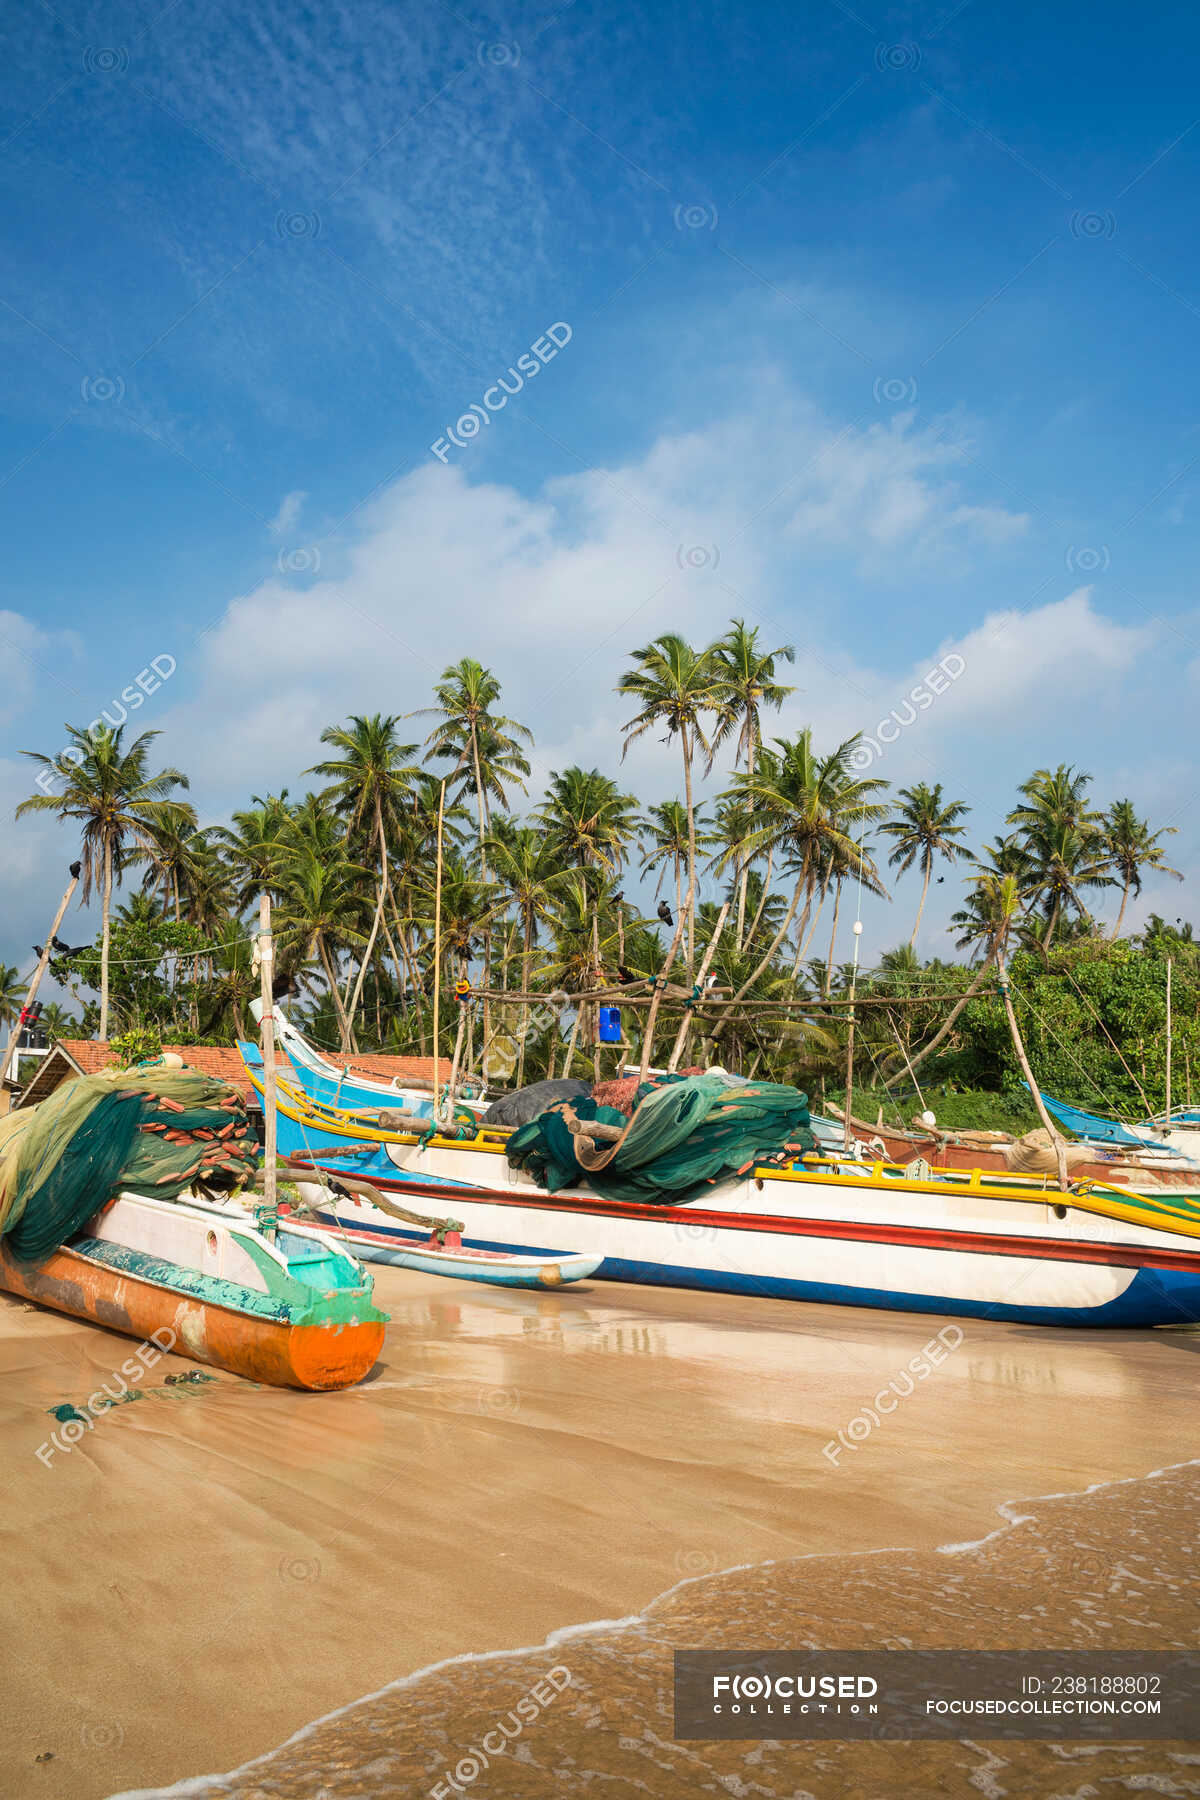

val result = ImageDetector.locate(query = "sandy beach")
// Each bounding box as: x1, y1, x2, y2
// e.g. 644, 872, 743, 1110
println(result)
2, 1271, 1197, 1799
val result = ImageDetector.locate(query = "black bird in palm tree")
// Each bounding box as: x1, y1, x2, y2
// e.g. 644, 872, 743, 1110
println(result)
657, 900, 674, 926
611, 890, 624, 905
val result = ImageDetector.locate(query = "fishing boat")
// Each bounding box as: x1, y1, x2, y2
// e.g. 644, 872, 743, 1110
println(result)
281, 1182, 602, 1291
0, 1186, 388, 1389
1035, 1090, 1200, 1163
826, 1106, 1200, 1195
242, 1061, 1200, 1329
251, 1000, 488, 1118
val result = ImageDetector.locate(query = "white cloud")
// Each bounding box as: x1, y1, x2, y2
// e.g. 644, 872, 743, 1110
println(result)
0, 397, 1171, 968
267, 490, 306, 537
168, 399, 1036, 804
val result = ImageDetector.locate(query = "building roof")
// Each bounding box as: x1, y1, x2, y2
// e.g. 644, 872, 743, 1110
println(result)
17, 1040, 443, 1109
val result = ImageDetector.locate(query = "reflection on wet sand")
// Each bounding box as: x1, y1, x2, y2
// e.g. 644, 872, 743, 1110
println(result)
1, 1269, 1196, 1798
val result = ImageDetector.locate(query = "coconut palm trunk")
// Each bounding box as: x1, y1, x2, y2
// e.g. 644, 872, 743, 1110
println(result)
910, 855, 932, 948
735, 734, 755, 950
880, 955, 995, 1089
517, 916, 533, 1089
99, 838, 114, 1040
682, 720, 697, 975
997, 951, 1069, 1189
317, 935, 355, 1054
347, 795, 390, 1036
745, 848, 774, 947
822, 879, 844, 999
712, 852, 814, 1027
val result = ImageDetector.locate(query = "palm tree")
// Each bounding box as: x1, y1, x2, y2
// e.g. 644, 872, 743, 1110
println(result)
640, 801, 717, 924
272, 845, 371, 1053
133, 799, 203, 919
1007, 765, 1108, 946
537, 767, 639, 1072
486, 824, 570, 1085
714, 729, 888, 1016
884, 847, 1037, 1088
417, 659, 533, 875
17, 725, 189, 1040
38, 1000, 77, 1039
211, 792, 296, 911
0, 963, 24, 1029
618, 634, 727, 972
814, 830, 888, 998
881, 783, 972, 947
707, 620, 796, 946
311, 714, 421, 1037
1103, 801, 1181, 937
537, 768, 640, 885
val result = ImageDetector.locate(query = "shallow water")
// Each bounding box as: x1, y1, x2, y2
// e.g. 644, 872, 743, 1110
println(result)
2, 1270, 1198, 1799
111, 1460, 1200, 1799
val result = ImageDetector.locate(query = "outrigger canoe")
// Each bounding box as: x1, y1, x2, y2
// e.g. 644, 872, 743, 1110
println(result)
241, 1062, 1200, 1329
0, 1188, 387, 1390
282, 1187, 602, 1290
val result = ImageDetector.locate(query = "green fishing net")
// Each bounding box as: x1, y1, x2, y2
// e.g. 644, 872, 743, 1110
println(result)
505, 1072, 814, 1205
0, 1066, 259, 1263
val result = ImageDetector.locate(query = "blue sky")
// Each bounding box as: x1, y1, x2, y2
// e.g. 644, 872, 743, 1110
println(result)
2, 0, 1198, 973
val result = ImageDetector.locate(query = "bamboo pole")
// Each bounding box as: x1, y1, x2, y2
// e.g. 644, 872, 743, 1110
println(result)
458, 985, 962, 1011
1, 866, 80, 1091
446, 994, 468, 1114
1165, 955, 1173, 1126
842, 919, 863, 1154
257, 895, 278, 1223
561, 998, 583, 1079
667, 900, 730, 1072
638, 908, 689, 1081
997, 954, 1069, 1190
432, 777, 446, 1118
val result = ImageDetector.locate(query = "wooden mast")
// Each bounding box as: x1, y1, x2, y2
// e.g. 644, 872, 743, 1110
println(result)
1165, 954, 1173, 1128
432, 776, 447, 1122
1, 865, 80, 1092
257, 894, 278, 1222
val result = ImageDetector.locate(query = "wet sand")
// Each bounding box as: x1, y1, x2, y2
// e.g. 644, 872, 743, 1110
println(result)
0, 1270, 1197, 1798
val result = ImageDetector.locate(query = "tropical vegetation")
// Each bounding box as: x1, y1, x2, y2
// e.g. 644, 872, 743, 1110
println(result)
13, 625, 1188, 1124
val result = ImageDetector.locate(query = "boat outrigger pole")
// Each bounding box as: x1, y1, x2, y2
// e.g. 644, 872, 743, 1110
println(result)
1, 862, 80, 1088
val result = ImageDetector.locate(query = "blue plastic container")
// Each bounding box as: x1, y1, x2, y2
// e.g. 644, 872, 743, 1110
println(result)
597, 1005, 622, 1043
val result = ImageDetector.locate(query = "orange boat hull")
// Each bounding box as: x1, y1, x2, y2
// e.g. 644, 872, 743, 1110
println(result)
0, 1241, 385, 1391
